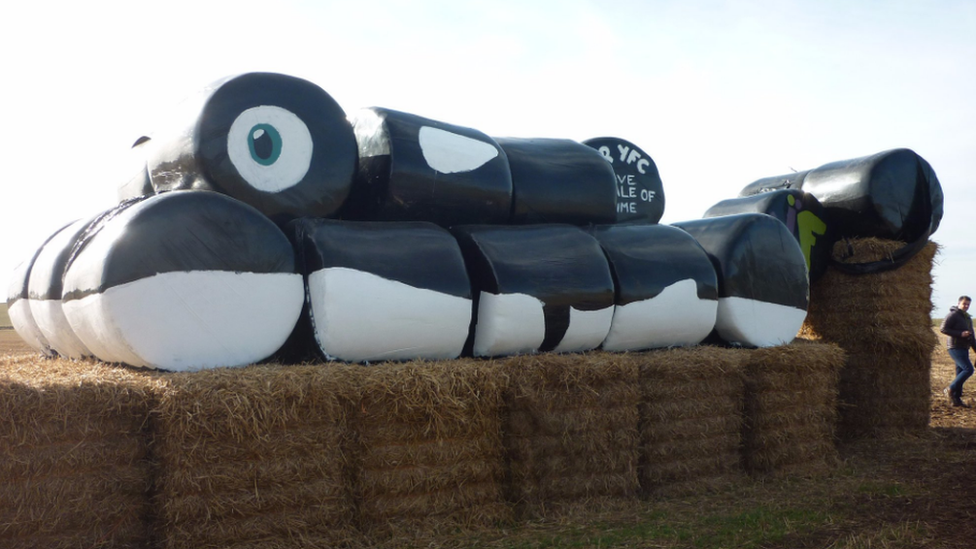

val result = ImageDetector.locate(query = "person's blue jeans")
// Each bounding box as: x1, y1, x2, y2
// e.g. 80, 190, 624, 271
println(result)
948, 348, 974, 398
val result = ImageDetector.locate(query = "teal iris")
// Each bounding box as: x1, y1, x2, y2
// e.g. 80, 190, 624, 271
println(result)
248, 124, 282, 166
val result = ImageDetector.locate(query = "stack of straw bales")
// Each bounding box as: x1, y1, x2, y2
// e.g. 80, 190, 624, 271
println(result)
152, 364, 362, 549
801, 238, 938, 437
501, 354, 640, 518
0, 356, 160, 549
355, 360, 510, 538
740, 342, 845, 476
637, 347, 746, 496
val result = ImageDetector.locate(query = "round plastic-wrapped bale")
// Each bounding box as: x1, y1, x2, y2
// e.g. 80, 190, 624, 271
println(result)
799, 148, 942, 243
704, 189, 832, 282
738, 170, 810, 196
346, 107, 512, 226
61, 191, 304, 371
589, 224, 717, 350
584, 137, 665, 224
28, 217, 99, 359
115, 136, 154, 201
286, 219, 472, 363
494, 137, 617, 225
6, 225, 71, 356
673, 213, 809, 348
452, 225, 615, 357
146, 72, 357, 223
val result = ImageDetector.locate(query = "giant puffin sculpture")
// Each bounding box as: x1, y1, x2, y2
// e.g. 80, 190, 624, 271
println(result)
10, 71, 940, 371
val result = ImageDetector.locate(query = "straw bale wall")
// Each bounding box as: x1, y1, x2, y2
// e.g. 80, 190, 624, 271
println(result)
740, 342, 844, 476
0, 356, 161, 549
1, 338, 849, 547
638, 347, 746, 496
801, 238, 938, 437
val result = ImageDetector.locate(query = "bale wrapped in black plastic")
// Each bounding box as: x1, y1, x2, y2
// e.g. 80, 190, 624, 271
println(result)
673, 213, 809, 348
285, 219, 473, 363
495, 138, 617, 225
452, 225, 615, 357
583, 137, 665, 224
61, 191, 304, 371
588, 224, 717, 350
704, 189, 832, 282
146, 72, 358, 224
738, 149, 943, 273
346, 107, 513, 226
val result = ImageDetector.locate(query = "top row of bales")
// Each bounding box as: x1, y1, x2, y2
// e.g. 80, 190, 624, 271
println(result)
7, 71, 944, 374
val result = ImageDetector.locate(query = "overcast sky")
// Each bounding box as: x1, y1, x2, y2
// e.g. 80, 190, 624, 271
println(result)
2, 0, 973, 313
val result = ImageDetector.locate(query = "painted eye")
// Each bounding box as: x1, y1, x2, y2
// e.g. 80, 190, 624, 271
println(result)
227, 105, 313, 193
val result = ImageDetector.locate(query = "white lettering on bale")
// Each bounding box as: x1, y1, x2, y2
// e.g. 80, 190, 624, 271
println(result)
62, 271, 304, 371
472, 291, 546, 357
308, 267, 472, 362
418, 126, 499, 174
553, 305, 614, 353
714, 296, 807, 347
601, 278, 717, 351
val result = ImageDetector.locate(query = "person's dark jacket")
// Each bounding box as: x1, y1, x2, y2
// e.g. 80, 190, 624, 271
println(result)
940, 306, 976, 350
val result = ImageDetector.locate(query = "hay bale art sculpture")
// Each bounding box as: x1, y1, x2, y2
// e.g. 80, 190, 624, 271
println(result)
583, 136, 666, 224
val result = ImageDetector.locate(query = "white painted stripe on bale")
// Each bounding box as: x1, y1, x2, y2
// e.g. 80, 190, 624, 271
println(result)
29, 299, 92, 359
715, 296, 807, 347
418, 126, 499, 174
473, 291, 546, 357
8, 299, 54, 355
307, 267, 472, 363
553, 305, 614, 353
602, 278, 717, 351
63, 271, 303, 371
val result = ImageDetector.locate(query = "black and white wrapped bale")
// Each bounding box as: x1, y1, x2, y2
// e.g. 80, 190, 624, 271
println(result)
452, 225, 615, 357
27, 218, 97, 359
589, 224, 718, 350
6, 225, 71, 356
346, 107, 513, 226
704, 189, 832, 282
288, 219, 472, 363
494, 138, 617, 225
60, 191, 303, 371
146, 72, 357, 223
584, 137, 665, 224
673, 213, 809, 348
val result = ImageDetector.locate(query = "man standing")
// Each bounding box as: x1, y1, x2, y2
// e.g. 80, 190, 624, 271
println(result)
940, 295, 976, 408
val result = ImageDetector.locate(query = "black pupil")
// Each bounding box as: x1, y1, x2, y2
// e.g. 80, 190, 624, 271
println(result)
252, 129, 274, 160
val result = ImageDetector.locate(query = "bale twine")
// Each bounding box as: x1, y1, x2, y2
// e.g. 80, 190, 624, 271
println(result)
740, 341, 845, 477
636, 347, 746, 497
801, 238, 938, 437
500, 353, 640, 519
152, 363, 361, 549
0, 356, 160, 549
354, 359, 510, 539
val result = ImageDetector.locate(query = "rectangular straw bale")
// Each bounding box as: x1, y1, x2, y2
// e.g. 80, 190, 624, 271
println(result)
355, 359, 510, 539
152, 363, 361, 549
802, 239, 937, 347
0, 356, 160, 549
741, 342, 844, 477
637, 346, 745, 497
837, 352, 931, 437
501, 353, 639, 518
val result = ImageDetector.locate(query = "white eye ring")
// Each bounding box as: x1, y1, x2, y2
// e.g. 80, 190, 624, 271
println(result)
227, 105, 313, 193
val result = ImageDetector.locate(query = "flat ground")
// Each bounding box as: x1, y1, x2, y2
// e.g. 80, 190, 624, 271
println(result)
1, 321, 974, 548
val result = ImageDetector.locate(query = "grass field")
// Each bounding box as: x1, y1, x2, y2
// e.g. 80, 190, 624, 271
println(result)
1, 329, 974, 548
